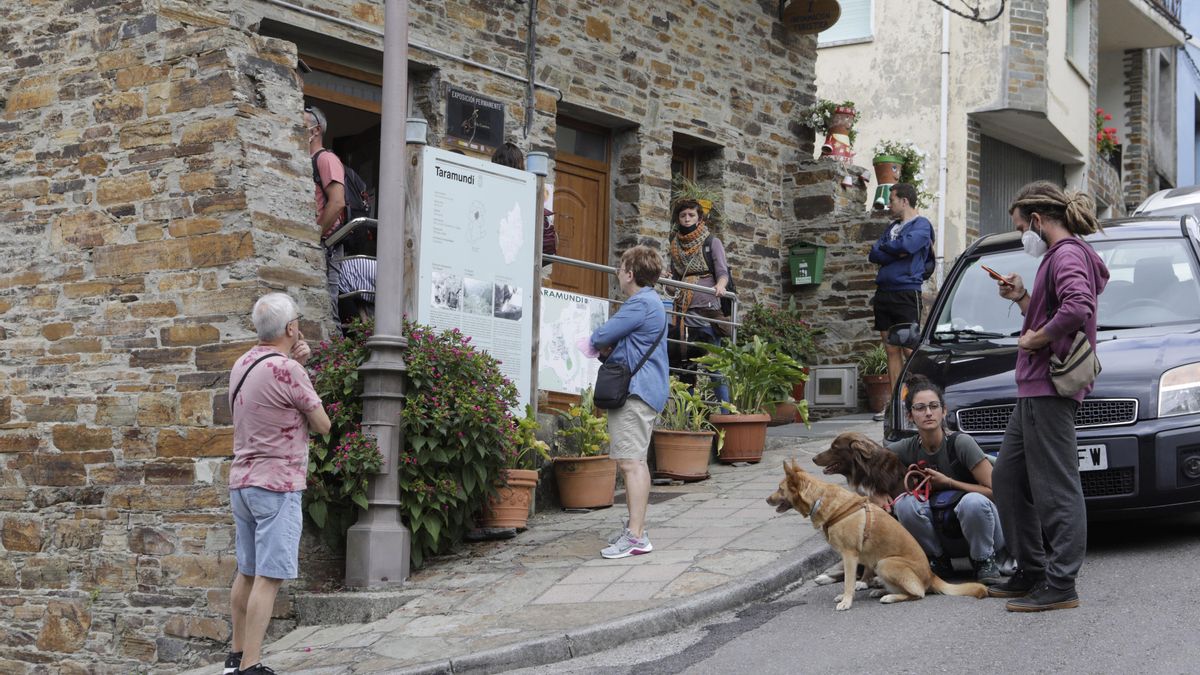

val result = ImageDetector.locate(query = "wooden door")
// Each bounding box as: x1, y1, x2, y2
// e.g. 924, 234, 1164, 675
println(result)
550, 153, 609, 298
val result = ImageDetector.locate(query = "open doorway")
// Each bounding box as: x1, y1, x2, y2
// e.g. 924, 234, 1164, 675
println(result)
302, 58, 383, 216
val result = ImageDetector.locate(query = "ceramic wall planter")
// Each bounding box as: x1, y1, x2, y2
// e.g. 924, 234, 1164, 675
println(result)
709, 413, 771, 464
553, 455, 616, 509
479, 468, 539, 529
651, 429, 713, 482
819, 106, 856, 161
872, 154, 903, 209
863, 373, 892, 413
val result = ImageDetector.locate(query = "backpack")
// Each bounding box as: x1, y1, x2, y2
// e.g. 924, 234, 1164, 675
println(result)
700, 235, 737, 317
928, 432, 967, 540
312, 149, 374, 251
922, 224, 937, 282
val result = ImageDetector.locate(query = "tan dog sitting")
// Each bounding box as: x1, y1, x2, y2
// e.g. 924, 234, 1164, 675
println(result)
767, 459, 988, 610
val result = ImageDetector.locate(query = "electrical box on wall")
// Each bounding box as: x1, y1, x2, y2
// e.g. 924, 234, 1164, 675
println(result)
805, 365, 858, 408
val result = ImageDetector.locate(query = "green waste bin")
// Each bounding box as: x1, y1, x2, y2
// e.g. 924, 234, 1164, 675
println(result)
788, 241, 827, 286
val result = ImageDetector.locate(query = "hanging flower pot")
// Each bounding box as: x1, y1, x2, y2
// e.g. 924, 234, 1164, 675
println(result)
819, 105, 857, 160
872, 154, 904, 185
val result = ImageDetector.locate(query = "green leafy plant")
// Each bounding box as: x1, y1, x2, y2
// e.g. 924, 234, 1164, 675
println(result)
555, 387, 610, 456
693, 336, 808, 423
738, 297, 824, 366
306, 320, 383, 549
508, 405, 550, 470
872, 140, 932, 207
671, 174, 724, 225
802, 99, 858, 144
307, 318, 518, 568
657, 377, 726, 450
857, 344, 889, 377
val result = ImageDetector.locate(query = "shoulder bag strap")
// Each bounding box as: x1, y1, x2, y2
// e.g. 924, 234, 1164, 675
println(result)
229, 353, 283, 409
630, 318, 667, 377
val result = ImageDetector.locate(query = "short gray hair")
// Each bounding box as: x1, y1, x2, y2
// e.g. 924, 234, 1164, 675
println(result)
305, 105, 328, 136
252, 293, 298, 341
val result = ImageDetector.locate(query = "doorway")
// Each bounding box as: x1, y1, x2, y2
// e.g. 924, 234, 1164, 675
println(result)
551, 119, 611, 299
302, 56, 383, 214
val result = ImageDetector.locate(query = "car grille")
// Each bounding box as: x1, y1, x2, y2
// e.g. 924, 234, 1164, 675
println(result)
1079, 467, 1136, 498
956, 399, 1138, 434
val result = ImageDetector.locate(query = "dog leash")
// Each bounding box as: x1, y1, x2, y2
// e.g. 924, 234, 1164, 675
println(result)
885, 460, 932, 511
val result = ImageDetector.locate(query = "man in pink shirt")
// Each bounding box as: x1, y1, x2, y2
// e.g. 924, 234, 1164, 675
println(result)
224, 293, 330, 675
306, 105, 346, 325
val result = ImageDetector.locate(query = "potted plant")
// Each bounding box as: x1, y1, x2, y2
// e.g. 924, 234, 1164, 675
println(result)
858, 344, 891, 413
479, 405, 550, 530
553, 387, 616, 509
739, 298, 822, 424
693, 337, 807, 463
651, 377, 724, 481
803, 99, 857, 161
871, 140, 931, 209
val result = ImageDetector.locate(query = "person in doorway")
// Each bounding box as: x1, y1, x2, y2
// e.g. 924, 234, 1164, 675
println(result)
491, 141, 557, 266
988, 181, 1108, 612
867, 182, 933, 421
666, 198, 731, 404
306, 105, 346, 325
590, 245, 669, 559
225, 293, 330, 675
887, 375, 1005, 586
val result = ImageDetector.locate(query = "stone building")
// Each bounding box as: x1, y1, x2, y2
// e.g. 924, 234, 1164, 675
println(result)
814, 0, 1186, 272
0, 0, 888, 671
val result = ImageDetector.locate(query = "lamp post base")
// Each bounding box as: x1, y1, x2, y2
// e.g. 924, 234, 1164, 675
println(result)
344, 517, 411, 588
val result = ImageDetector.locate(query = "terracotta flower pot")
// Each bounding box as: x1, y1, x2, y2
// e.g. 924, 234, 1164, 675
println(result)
863, 373, 892, 413
820, 107, 856, 160
480, 468, 539, 529
710, 413, 771, 464
767, 401, 798, 426
553, 455, 616, 509
651, 428, 713, 482
872, 154, 903, 185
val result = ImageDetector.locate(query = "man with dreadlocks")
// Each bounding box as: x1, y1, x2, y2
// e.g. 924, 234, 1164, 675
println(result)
667, 199, 731, 404
986, 180, 1109, 612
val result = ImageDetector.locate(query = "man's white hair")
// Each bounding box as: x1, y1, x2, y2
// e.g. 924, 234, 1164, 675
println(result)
252, 293, 298, 341
305, 105, 328, 136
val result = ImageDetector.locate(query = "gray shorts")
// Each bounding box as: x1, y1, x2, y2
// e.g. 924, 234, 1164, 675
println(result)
607, 397, 657, 461
231, 487, 303, 580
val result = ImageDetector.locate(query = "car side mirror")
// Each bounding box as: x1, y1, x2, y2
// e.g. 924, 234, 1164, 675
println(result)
887, 323, 921, 350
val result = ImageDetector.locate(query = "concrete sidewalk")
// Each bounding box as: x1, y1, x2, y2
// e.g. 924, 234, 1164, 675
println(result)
184, 416, 879, 675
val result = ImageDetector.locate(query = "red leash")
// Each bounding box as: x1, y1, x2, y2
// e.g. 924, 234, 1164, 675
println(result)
885, 460, 931, 511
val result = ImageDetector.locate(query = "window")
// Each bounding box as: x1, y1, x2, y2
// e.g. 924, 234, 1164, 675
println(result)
817, 0, 872, 47
1066, 0, 1090, 70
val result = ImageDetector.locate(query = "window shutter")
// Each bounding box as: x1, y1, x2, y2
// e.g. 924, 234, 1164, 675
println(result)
818, 0, 873, 46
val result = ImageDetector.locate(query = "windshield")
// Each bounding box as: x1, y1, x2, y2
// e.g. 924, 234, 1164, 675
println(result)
935, 238, 1200, 342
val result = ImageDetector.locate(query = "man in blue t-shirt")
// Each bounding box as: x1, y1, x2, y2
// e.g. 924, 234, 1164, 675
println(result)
868, 182, 934, 419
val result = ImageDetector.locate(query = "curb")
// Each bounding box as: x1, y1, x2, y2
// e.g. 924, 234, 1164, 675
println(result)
392, 535, 839, 675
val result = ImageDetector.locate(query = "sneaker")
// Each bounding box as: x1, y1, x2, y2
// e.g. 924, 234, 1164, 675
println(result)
607, 520, 648, 545
601, 529, 653, 559
987, 567, 1046, 598
872, 411, 886, 421
223, 652, 242, 675
929, 554, 954, 579
972, 556, 1004, 586
237, 664, 277, 675
1005, 581, 1080, 612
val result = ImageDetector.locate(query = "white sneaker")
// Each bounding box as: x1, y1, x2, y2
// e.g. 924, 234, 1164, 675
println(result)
601, 529, 653, 559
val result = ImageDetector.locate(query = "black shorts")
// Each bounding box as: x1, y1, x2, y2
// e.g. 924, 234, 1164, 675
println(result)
872, 290, 921, 332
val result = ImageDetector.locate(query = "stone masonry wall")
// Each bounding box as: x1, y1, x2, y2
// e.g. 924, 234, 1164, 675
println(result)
1007, 0, 1049, 113
1123, 48, 1155, 210
0, 1, 320, 671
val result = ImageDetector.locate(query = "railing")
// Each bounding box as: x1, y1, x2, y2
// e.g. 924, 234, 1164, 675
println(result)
542, 253, 740, 378
1150, 0, 1182, 23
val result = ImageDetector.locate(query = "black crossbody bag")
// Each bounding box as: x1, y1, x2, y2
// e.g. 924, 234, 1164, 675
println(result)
593, 322, 666, 410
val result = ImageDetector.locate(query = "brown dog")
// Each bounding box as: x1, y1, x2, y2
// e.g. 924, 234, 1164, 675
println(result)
813, 432, 906, 508
767, 459, 987, 610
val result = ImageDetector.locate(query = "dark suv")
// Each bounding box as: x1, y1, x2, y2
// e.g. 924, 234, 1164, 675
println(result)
886, 216, 1200, 517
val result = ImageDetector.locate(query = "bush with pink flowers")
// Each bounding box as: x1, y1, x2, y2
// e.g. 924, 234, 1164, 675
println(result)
306, 318, 521, 567
1096, 108, 1119, 158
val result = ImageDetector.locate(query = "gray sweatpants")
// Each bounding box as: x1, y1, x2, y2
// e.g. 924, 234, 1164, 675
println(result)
993, 396, 1086, 590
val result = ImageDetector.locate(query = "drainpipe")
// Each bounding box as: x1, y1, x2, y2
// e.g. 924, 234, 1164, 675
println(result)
936, 6, 950, 287
524, 0, 538, 137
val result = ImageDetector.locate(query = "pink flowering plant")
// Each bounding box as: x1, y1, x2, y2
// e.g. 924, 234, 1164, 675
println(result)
1096, 108, 1118, 158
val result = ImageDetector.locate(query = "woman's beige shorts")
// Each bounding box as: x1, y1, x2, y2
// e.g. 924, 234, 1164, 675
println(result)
607, 397, 657, 461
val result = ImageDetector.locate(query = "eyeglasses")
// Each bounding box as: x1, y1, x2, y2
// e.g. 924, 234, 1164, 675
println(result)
290, 314, 302, 325
909, 402, 943, 413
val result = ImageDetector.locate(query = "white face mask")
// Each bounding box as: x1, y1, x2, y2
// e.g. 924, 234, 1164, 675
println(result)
1021, 228, 1048, 257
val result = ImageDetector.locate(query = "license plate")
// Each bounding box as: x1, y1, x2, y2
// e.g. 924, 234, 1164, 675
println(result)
1078, 444, 1108, 472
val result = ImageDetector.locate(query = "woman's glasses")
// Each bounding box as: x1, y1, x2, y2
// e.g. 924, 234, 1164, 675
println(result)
909, 402, 943, 413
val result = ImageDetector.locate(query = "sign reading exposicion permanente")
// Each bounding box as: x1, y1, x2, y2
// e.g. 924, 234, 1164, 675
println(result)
446, 86, 505, 151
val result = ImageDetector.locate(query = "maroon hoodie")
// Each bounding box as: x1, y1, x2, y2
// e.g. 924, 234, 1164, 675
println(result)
1016, 236, 1110, 402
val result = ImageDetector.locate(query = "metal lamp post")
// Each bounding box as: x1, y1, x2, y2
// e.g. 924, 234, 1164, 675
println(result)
345, 0, 411, 588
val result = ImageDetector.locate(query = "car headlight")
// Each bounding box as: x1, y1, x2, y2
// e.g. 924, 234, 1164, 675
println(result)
1159, 363, 1200, 418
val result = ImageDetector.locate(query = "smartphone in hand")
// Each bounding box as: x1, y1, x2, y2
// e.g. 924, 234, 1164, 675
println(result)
980, 264, 1007, 283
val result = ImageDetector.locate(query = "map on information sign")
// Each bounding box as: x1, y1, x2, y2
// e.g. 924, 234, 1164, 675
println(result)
539, 288, 608, 394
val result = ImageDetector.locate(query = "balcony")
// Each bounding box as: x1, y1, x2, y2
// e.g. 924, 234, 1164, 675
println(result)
1098, 0, 1186, 52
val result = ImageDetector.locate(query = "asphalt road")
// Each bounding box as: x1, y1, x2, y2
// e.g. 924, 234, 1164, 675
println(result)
510, 512, 1200, 674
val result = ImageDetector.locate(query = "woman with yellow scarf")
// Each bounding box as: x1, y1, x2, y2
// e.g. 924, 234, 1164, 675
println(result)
667, 199, 731, 404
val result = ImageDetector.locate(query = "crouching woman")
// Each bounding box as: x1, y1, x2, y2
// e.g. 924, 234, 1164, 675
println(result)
887, 375, 1006, 585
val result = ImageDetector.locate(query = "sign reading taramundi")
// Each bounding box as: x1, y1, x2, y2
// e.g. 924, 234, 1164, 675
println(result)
780, 0, 841, 33
416, 146, 536, 409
